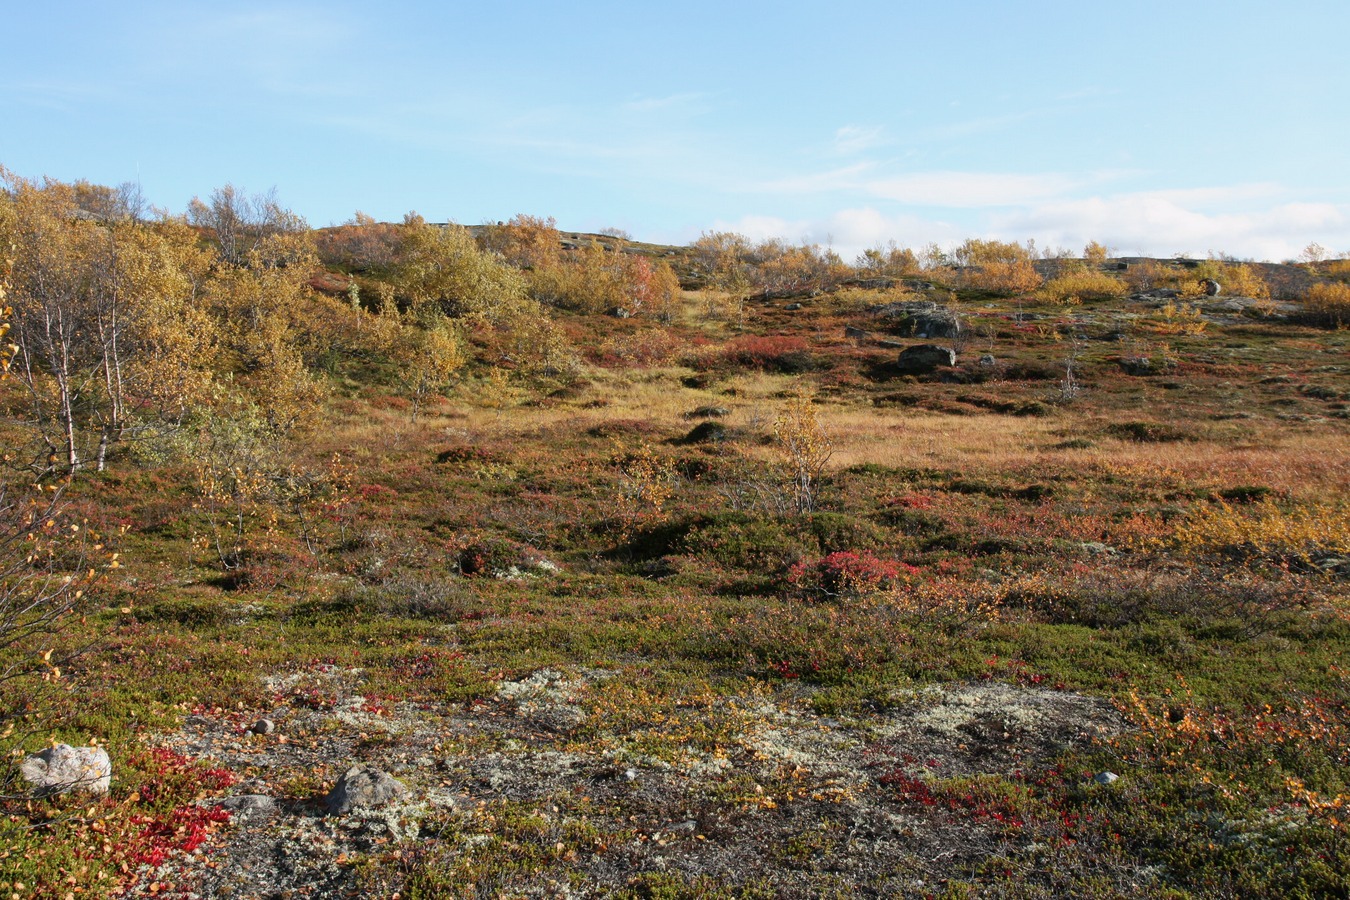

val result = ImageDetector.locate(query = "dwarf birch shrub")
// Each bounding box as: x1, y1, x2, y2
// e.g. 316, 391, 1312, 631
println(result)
1039, 268, 1129, 304
1303, 281, 1350, 328
1173, 500, 1350, 567
774, 395, 832, 516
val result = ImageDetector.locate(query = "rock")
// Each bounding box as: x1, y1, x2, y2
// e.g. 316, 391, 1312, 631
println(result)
844, 326, 869, 342
1202, 279, 1221, 296
212, 794, 280, 819
784, 303, 803, 311
878, 339, 906, 349
324, 765, 408, 815
608, 306, 632, 318
1093, 771, 1119, 785
250, 719, 276, 735
978, 354, 997, 368
875, 301, 962, 339
1118, 356, 1153, 376
679, 421, 729, 444
684, 405, 730, 419
1129, 289, 1179, 302
1317, 557, 1350, 576
20, 744, 112, 796
896, 344, 956, 373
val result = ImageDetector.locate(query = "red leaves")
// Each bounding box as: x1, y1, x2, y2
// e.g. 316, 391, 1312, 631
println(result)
787, 550, 917, 601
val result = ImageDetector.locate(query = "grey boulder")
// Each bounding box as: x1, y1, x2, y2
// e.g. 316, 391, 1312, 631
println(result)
324, 765, 407, 815
20, 744, 112, 796
897, 344, 957, 373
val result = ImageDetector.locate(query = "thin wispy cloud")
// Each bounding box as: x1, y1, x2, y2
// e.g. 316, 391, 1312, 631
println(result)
866, 171, 1084, 208
11, 78, 126, 111
748, 164, 874, 196
917, 111, 1040, 142
144, 5, 364, 97
621, 92, 710, 113
832, 125, 886, 156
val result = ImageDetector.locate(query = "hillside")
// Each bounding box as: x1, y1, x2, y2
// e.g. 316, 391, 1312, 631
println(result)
0, 181, 1348, 898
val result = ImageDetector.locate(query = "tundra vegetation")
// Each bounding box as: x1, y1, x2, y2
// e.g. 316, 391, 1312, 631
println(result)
0, 169, 1348, 898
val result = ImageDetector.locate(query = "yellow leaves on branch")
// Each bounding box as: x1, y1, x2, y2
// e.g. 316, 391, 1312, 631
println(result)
612, 441, 676, 540
774, 394, 832, 516
1145, 300, 1208, 335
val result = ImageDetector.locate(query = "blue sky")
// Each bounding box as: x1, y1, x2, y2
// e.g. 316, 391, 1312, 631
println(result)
6, 1, 1348, 261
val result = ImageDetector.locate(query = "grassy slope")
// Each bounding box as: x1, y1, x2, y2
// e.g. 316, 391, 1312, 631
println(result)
2, 266, 1348, 898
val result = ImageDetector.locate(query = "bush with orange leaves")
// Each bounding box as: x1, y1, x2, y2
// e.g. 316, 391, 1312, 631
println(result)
951, 239, 1043, 296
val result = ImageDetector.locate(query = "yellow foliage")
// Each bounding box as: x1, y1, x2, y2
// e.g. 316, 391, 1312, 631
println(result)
612, 441, 676, 539
964, 259, 1043, 295
1040, 267, 1129, 304
1304, 281, 1350, 327
1172, 500, 1350, 564
774, 394, 833, 515
1083, 241, 1110, 264
1219, 262, 1271, 300
1145, 301, 1208, 335
387, 318, 465, 421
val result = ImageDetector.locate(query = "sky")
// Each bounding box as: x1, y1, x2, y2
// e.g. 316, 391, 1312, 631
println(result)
5, 0, 1348, 262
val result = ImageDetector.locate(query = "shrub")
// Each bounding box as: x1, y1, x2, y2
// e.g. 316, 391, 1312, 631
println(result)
682, 512, 806, 573
1039, 268, 1128, 304
787, 550, 916, 601
450, 533, 553, 577
951, 240, 1043, 295
1172, 499, 1350, 568
1217, 262, 1271, 300
723, 335, 815, 373
1106, 421, 1195, 443
1303, 281, 1350, 328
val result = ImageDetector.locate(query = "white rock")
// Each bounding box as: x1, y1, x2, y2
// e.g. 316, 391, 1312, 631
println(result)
20, 744, 112, 796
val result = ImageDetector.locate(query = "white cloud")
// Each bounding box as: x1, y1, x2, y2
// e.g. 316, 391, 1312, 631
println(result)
706, 207, 965, 261
995, 193, 1350, 260
683, 188, 1350, 264
865, 171, 1084, 207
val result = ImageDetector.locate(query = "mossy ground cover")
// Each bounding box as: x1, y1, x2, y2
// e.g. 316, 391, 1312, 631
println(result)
2, 276, 1347, 898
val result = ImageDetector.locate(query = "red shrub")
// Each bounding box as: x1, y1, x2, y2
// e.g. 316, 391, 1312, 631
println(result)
787, 550, 917, 601
723, 335, 815, 373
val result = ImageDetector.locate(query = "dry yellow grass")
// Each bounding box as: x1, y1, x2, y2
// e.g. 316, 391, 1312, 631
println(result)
328, 364, 1347, 504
